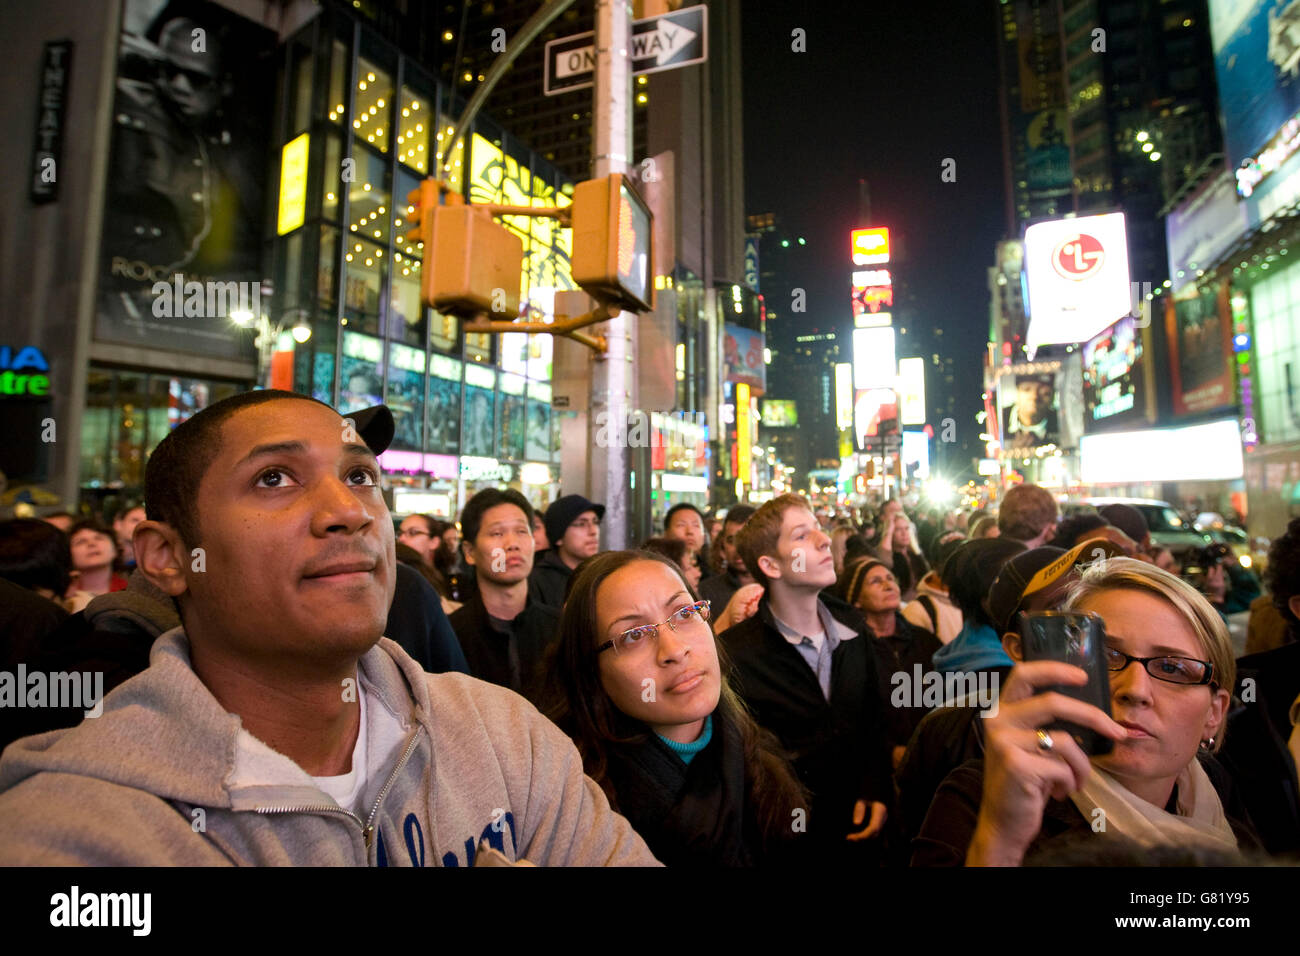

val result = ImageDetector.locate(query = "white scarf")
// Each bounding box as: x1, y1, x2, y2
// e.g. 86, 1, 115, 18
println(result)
1068, 761, 1239, 855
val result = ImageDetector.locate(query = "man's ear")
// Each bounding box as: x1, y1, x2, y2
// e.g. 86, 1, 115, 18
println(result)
133, 520, 191, 597
462, 539, 478, 568
1289, 595, 1300, 623
1001, 632, 1023, 661
756, 553, 782, 582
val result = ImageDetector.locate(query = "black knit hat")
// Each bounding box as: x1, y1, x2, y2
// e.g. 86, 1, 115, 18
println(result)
945, 538, 1026, 627
544, 494, 605, 546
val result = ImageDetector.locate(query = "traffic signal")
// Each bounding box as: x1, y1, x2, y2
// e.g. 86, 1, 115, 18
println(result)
405, 180, 522, 317
571, 173, 654, 311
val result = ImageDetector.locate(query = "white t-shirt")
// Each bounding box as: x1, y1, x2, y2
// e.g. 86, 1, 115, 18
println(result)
312, 682, 370, 814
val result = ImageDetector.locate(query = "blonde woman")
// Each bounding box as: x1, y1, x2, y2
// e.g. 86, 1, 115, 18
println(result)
915, 558, 1260, 865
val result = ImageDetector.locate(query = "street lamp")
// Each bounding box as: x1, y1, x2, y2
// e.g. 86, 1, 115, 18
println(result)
231, 304, 312, 389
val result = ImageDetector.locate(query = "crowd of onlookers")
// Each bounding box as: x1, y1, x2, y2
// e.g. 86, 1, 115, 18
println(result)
1, 392, 1298, 866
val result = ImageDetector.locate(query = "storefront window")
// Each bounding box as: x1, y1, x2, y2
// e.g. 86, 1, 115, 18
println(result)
326, 39, 348, 125
465, 330, 493, 364
397, 84, 431, 174
79, 372, 113, 487
386, 342, 425, 451
319, 224, 340, 310
345, 149, 391, 247
312, 350, 335, 406
431, 310, 459, 353
463, 365, 497, 458
498, 374, 527, 461
342, 237, 385, 336
353, 58, 392, 154
339, 331, 384, 414
525, 397, 552, 462
428, 353, 462, 455
323, 133, 342, 222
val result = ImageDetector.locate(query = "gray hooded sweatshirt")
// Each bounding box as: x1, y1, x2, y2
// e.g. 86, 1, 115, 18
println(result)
0, 628, 659, 866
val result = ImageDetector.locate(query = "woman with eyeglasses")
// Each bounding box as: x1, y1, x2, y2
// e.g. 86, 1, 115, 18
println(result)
913, 558, 1261, 866
547, 550, 807, 866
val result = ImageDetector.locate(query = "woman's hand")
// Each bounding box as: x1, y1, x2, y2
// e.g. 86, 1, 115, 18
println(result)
714, 583, 764, 633
966, 661, 1126, 867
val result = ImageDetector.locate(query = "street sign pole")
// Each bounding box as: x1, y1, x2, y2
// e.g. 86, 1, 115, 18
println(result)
588, 0, 636, 549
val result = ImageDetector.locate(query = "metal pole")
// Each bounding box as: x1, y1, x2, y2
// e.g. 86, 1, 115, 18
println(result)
588, 0, 636, 549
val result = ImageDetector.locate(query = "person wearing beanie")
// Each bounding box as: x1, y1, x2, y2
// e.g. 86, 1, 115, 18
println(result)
529, 494, 605, 609
844, 559, 942, 769
930, 538, 1025, 677
1097, 503, 1151, 553
902, 532, 966, 643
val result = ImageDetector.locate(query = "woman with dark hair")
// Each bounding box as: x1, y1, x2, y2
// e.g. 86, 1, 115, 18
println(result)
547, 549, 807, 866
639, 535, 702, 591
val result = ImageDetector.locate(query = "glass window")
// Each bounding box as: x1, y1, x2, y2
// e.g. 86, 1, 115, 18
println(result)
318, 224, 340, 311
428, 354, 463, 454
386, 342, 425, 451
465, 330, 493, 364
462, 383, 496, 457
80, 371, 113, 486
345, 149, 391, 246
431, 310, 459, 354
498, 391, 526, 461
397, 84, 431, 174
342, 237, 385, 336
112, 374, 148, 488
353, 58, 393, 154
291, 43, 313, 135
327, 40, 348, 125
311, 349, 335, 406
323, 133, 342, 222
434, 111, 465, 192
525, 397, 552, 461
339, 331, 385, 414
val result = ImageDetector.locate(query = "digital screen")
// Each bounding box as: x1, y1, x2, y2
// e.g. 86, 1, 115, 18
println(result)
853, 326, 896, 390
761, 399, 798, 427
1081, 314, 1146, 425
1023, 212, 1132, 353
851, 227, 890, 265
1081, 419, 1244, 483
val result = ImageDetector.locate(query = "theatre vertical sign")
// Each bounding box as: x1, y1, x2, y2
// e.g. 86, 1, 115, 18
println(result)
30, 41, 73, 204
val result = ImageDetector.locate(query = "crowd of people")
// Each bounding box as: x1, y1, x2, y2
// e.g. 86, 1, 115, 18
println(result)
0, 390, 1298, 867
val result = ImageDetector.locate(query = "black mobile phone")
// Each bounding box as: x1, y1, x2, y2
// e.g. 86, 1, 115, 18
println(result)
1018, 610, 1114, 756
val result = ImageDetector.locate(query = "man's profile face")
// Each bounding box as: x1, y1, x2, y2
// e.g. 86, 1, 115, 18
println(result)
1016, 381, 1053, 424
720, 519, 747, 573
183, 400, 395, 663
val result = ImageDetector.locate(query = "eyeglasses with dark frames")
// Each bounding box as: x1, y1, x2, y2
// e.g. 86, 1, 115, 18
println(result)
597, 600, 711, 655
1105, 647, 1215, 686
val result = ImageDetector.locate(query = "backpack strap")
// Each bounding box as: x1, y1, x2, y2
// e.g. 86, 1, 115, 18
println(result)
917, 594, 938, 633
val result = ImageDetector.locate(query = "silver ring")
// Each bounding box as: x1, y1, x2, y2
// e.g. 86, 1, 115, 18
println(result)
1035, 729, 1055, 752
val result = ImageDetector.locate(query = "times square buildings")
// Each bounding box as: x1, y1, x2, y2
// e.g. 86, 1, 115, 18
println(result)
2, 0, 761, 533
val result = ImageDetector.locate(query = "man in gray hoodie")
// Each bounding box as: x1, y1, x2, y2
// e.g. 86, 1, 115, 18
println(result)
0, 390, 657, 866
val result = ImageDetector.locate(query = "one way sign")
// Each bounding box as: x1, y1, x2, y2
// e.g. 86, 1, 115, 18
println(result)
544, 4, 708, 96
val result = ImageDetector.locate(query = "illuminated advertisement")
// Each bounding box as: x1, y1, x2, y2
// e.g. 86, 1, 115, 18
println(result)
854, 388, 898, 449
1023, 212, 1133, 353
834, 362, 854, 430
852, 282, 893, 317
1081, 315, 1153, 430
1166, 283, 1235, 417
897, 356, 927, 426
853, 326, 896, 390
760, 399, 798, 427
997, 366, 1060, 452
855, 310, 892, 329
96, 0, 276, 360
851, 227, 890, 266
1166, 172, 1250, 293
1081, 419, 1244, 484
736, 383, 752, 484
724, 322, 766, 391
902, 430, 930, 480
1210, 0, 1300, 192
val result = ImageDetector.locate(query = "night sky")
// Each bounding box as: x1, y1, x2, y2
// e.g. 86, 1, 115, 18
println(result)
741, 0, 1005, 469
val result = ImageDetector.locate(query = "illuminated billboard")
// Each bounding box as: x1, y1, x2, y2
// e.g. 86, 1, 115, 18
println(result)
851, 227, 890, 265
855, 310, 892, 329
852, 281, 893, 317
902, 430, 930, 480
1165, 284, 1235, 417
897, 356, 927, 425
1081, 314, 1153, 429
1080, 419, 1244, 484
853, 326, 896, 390
834, 363, 854, 429
854, 388, 898, 448
1023, 212, 1132, 353
761, 399, 798, 427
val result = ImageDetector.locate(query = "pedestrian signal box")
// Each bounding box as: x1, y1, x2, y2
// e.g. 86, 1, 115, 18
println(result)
571, 173, 654, 312
405, 184, 522, 317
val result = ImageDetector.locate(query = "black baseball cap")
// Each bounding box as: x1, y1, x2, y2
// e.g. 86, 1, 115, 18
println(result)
986, 538, 1126, 634
343, 404, 395, 456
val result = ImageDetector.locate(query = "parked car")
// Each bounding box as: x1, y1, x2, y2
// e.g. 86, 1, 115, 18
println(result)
1081, 497, 1211, 558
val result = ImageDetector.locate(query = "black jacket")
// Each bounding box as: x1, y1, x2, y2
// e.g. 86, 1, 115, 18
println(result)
528, 549, 574, 610
869, 611, 942, 751
698, 570, 746, 615
718, 593, 894, 844
448, 588, 560, 707
603, 710, 777, 867
1217, 641, 1300, 857
387, 563, 470, 675
912, 753, 1262, 866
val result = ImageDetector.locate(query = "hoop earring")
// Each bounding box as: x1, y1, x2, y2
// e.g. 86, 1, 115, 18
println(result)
1199, 737, 1215, 751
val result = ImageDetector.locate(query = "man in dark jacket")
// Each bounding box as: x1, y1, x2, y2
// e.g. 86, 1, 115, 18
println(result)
449, 488, 559, 706
529, 494, 603, 608
718, 494, 893, 861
